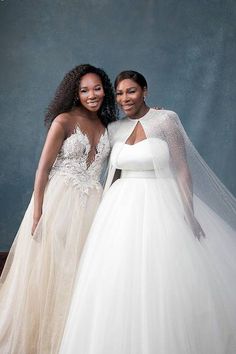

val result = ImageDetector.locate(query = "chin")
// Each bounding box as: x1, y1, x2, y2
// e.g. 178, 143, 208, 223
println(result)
87, 106, 101, 112
125, 110, 136, 117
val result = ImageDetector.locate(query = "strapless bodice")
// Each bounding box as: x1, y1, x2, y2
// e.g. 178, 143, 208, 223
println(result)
111, 140, 154, 171
111, 139, 171, 177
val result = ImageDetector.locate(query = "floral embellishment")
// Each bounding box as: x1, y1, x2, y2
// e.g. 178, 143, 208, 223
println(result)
49, 127, 110, 203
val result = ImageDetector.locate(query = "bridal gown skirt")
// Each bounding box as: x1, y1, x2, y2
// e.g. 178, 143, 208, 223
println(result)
60, 172, 236, 354
0, 174, 102, 354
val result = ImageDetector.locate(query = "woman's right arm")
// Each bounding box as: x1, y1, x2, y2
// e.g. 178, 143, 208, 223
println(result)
32, 120, 66, 235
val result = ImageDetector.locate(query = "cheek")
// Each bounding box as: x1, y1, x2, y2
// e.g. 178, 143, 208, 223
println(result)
116, 96, 122, 105
135, 93, 144, 105
78, 94, 90, 108
99, 89, 105, 98
78, 93, 87, 102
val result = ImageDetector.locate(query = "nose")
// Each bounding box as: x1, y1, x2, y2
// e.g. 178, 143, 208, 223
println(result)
122, 93, 130, 103
88, 90, 96, 99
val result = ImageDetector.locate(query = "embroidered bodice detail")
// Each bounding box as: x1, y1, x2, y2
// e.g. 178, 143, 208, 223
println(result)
49, 126, 110, 195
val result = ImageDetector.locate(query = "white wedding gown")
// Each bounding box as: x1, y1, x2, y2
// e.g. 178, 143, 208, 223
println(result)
0, 126, 110, 354
60, 131, 236, 353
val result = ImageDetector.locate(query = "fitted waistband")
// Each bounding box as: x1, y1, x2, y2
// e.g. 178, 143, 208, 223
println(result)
121, 170, 156, 179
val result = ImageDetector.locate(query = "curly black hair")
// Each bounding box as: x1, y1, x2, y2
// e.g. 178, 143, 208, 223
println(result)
45, 64, 118, 127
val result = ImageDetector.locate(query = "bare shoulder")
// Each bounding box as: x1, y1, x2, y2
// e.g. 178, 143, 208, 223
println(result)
52, 112, 77, 137
54, 112, 72, 128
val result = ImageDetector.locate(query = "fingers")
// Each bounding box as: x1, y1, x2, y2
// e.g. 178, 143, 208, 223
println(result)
191, 222, 205, 240
154, 106, 164, 110
195, 227, 206, 241
31, 222, 38, 236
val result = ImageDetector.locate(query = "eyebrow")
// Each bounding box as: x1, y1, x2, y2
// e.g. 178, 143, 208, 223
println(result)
116, 86, 137, 91
80, 84, 102, 89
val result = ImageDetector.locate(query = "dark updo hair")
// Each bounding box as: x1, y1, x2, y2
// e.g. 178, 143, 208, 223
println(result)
114, 70, 148, 90
45, 64, 118, 127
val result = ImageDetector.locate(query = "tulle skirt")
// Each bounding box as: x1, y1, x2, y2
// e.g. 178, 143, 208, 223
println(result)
0, 174, 102, 354
59, 173, 236, 354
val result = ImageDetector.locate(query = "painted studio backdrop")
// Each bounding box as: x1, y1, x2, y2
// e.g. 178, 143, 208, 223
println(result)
0, 0, 235, 251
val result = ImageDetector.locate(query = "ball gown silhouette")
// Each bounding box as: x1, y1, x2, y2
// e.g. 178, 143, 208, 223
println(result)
59, 109, 236, 354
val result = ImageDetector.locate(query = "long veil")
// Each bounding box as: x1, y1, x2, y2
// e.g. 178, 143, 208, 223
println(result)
148, 110, 236, 230
182, 121, 236, 227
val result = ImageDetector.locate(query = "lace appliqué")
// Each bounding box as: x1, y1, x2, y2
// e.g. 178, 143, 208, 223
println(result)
49, 127, 110, 204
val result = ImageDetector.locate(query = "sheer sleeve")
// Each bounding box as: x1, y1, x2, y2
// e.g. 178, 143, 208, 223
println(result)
162, 112, 205, 239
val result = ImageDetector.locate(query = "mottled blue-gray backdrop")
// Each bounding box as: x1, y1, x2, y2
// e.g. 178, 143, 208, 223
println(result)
0, 0, 235, 251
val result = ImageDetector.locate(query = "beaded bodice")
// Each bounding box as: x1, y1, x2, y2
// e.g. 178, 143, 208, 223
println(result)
49, 126, 110, 195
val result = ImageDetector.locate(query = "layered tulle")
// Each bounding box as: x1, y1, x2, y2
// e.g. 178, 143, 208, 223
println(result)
0, 174, 102, 354
59, 141, 236, 353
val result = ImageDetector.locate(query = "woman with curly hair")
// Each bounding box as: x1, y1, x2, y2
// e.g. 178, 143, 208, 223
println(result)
0, 64, 117, 354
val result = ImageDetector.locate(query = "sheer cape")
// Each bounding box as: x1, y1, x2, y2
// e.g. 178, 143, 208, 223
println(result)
104, 108, 236, 237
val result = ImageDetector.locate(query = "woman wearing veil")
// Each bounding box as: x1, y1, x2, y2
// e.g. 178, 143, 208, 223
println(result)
59, 70, 236, 354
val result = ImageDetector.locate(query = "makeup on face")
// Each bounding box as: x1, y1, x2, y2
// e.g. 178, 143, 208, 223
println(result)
78, 73, 105, 112
116, 79, 147, 118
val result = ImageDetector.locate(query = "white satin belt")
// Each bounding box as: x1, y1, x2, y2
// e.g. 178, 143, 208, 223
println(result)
121, 170, 156, 179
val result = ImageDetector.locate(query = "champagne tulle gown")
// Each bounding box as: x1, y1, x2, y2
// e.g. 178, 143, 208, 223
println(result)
0, 126, 110, 354
59, 110, 236, 354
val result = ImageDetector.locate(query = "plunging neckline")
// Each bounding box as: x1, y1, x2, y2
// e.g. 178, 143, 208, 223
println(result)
79, 128, 107, 168
69, 122, 106, 146
65, 125, 108, 169
81, 128, 107, 168
76, 127, 106, 149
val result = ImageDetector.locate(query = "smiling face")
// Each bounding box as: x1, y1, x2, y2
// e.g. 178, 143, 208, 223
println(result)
115, 79, 147, 118
77, 73, 105, 112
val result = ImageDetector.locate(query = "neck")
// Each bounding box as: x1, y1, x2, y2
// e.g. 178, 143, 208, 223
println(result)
128, 104, 150, 120
73, 106, 99, 121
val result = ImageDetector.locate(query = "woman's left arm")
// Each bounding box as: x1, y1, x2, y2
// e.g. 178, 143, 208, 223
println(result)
164, 114, 205, 240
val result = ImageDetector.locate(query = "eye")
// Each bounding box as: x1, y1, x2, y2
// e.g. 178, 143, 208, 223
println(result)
115, 92, 122, 96
128, 89, 136, 94
95, 86, 102, 91
80, 89, 87, 93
